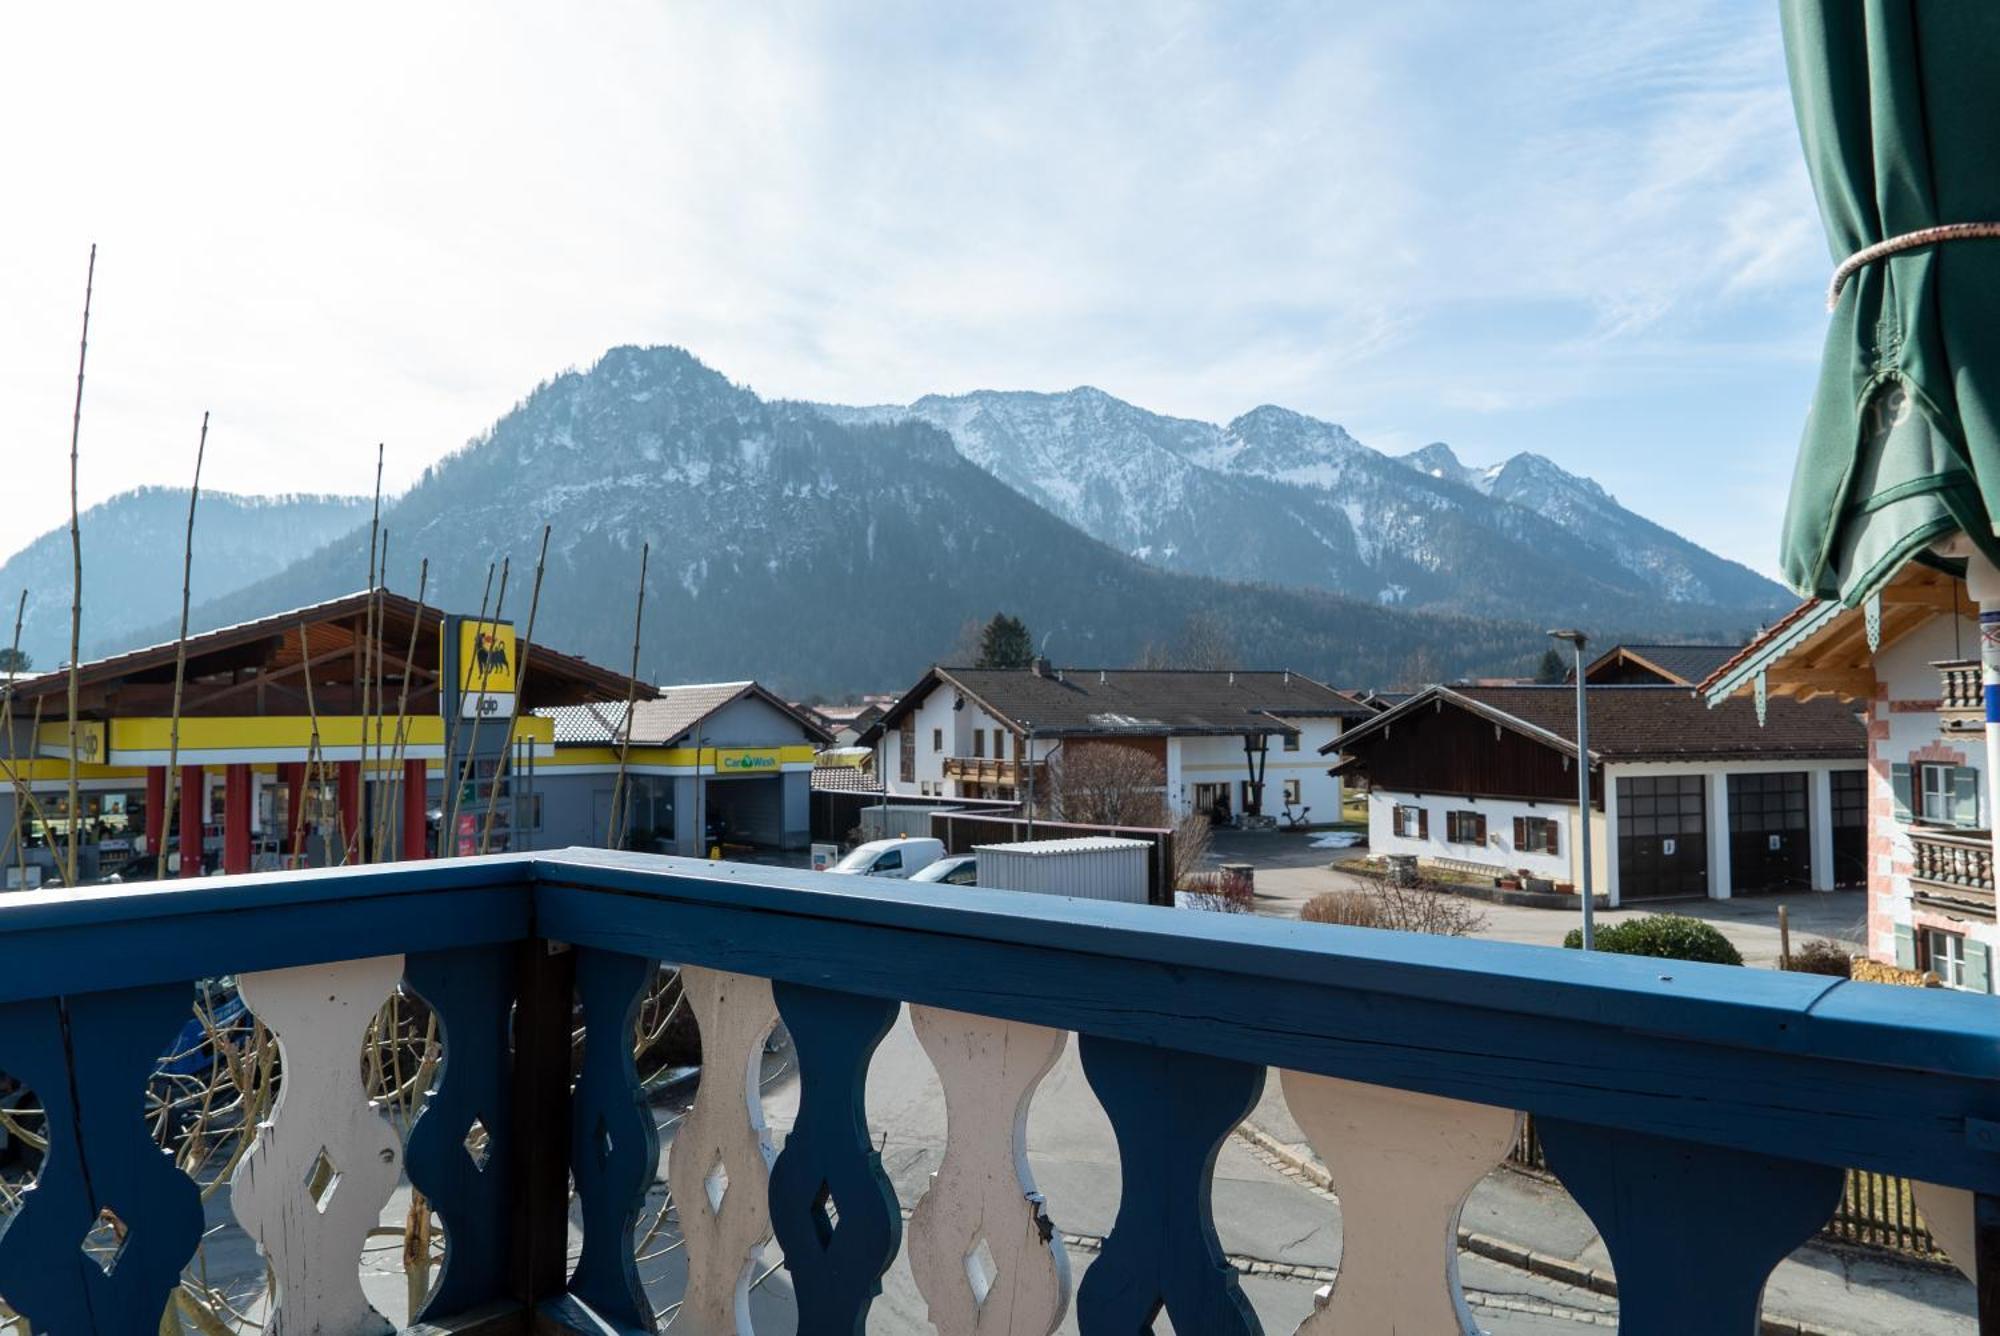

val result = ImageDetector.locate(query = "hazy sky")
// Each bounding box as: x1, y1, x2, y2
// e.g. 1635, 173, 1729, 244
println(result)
1, 2, 1828, 578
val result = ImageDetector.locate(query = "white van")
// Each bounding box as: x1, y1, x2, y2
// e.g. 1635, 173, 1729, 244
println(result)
828, 837, 944, 880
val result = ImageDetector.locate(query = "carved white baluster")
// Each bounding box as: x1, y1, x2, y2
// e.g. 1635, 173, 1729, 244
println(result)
1911, 1181, 1976, 1282
230, 955, 406, 1335
908, 1005, 1070, 1336
1280, 1069, 1518, 1335
665, 966, 781, 1335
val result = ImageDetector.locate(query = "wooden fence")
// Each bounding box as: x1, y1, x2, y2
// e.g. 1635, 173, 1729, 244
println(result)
1508, 1115, 1943, 1262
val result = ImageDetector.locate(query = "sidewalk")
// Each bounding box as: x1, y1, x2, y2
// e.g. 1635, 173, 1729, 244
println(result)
1244, 1081, 1975, 1335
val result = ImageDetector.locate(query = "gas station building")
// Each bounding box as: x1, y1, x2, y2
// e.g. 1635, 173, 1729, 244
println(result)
0, 589, 652, 886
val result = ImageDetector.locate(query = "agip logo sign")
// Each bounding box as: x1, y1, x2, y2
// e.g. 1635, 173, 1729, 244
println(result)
714, 748, 781, 773
449, 619, 517, 719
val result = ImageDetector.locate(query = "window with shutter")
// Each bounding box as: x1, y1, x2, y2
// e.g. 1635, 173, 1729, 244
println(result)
1416, 808, 1429, 839
899, 720, 916, 783
1953, 766, 1983, 829
1543, 820, 1559, 855
1894, 922, 1916, 970
1890, 763, 1912, 821
1968, 939, 1992, 995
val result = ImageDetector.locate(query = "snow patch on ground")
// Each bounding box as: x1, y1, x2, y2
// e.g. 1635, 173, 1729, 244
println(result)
1311, 832, 1364, 849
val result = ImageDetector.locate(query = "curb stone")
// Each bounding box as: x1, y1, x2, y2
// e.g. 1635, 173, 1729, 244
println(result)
1234, 1120, 1856, 1336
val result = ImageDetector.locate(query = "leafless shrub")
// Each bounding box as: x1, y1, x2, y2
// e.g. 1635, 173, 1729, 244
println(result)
1302, 877, 1486, 937
1171, 810, 1213, 889
1047, 742, 1167, 827
1180, 865, 1254, 913
1783, 938, 1855, 978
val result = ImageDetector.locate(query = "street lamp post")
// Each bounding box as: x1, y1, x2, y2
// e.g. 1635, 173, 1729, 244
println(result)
1548, 629, 1595, 950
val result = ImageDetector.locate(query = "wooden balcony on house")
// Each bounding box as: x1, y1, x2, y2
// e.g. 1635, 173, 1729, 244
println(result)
1910, 823, 1998, 920
1, 849, 1997, 1332
941, 755, 1040, 787
1935, 659, 1983, 736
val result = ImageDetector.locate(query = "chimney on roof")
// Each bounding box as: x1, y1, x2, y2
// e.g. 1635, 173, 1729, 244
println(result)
1228, 671, 1236, 685
1032, 656, 1051, 677
1283, 670, 1291, 686
1098, 669, 1106, 684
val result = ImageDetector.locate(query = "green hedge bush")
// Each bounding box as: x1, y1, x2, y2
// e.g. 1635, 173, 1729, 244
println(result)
1562, 913, 1743, 965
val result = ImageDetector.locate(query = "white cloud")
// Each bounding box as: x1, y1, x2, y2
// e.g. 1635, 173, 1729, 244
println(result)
0, 0, 1825, 576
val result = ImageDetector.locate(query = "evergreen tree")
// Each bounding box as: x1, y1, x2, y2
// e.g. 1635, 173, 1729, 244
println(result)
1535, 647, 1566, 683
0, 647, 30, 673
976, 613, 1034, 668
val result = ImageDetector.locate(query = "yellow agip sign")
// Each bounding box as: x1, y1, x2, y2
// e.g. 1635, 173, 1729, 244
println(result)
450, 619, 517, 719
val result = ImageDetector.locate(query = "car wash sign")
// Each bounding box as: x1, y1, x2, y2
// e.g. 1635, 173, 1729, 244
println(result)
446, 617, 517, 720
714, 748, 781, 774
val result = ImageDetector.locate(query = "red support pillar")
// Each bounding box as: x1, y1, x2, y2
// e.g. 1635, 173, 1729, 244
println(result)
178, 765, 205, 878
403, 758, 429, 861
337, 760, 362, 864
144, 766, 167, 861
279, 762, 307, 857
223, 764, 252, 876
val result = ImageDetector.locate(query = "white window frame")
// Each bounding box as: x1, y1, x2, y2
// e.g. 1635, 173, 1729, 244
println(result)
1919, 762, 1954, 824
1928, 928, 1967, 989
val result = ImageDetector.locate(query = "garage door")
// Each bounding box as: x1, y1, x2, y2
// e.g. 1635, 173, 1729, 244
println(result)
1617, 775, 1708, 900
704, 775, 783, 849
1728, 772, 1811, 893
1831, 770, 1866, 887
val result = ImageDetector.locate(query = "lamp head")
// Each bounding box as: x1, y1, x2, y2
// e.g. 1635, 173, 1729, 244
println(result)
1547, 628, 1588, 649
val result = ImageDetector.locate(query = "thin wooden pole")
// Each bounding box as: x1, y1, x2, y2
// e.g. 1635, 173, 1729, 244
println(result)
441, 560, 500, 852
1, 590, 30, 880
606, 542, 649, 849
291, 624, 324, 865
157, 412, 208, 879
63, 244, 96, 888
357, 444, 383, 864
369, 530, 393, 857
480, 526, 550, 855
384, 558, 429, 859
447, 559, 508, 855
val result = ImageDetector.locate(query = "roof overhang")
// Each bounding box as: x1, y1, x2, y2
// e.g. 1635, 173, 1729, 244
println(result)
1320, 684, 1593, 765
1700, 561, 1965, 707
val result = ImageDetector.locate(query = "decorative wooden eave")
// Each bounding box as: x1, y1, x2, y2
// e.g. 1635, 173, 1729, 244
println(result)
1699, 561, 1967, 709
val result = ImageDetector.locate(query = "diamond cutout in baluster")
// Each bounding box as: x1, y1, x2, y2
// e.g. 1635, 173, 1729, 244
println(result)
80, 1208, 128, 1277
810, 1180, 841, 1251
964, 1235, 998, 1308
304, 1146, 342, 1214
463, 1117, 492, 1172
703, 1156, 729, 1214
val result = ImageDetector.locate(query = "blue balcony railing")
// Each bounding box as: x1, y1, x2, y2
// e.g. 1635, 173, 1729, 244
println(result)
0, 848, 1996, 1333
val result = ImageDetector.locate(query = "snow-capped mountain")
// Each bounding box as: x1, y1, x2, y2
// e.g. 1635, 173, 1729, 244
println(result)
0, 489, 372, 668
134, 348, 1549, 694
832, 389, 1787, 628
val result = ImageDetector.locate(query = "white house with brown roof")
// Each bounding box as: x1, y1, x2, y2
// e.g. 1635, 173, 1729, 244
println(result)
867, 663, 1368, 823
1328, 682, 1866, 905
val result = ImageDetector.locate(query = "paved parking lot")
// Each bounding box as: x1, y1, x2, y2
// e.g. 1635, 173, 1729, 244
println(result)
1206, 828, 1869, 968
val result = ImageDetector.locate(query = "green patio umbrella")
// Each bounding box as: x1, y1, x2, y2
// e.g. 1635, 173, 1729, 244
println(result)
1778, 1, 2000, 604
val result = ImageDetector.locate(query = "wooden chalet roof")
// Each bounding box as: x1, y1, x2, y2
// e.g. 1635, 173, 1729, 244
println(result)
1699, 560, 1967, 705
1327, 683, 1865, 766
6, 588, 653, 719
1581, 643, 1745, 686
871, 665, 1370, 740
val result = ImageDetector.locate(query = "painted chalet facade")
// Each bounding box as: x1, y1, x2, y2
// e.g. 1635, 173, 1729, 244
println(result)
1703, 562, 1999, 992
868, 663, 1367, 822
1327, 681, 1866, 905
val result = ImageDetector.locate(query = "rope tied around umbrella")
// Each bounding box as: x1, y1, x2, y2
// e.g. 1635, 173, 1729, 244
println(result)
1827, 222, 2000, 311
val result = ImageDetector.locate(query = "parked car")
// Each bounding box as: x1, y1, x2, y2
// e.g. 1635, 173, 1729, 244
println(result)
911, 854, 978, 886
828, 837, 944, 880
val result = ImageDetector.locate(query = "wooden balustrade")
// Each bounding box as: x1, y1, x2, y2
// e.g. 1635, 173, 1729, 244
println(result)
1911, 824, 1998, 919
940, 755, 1040, 787
1936, 658, 1984, 736
0, 849, 1998, 1333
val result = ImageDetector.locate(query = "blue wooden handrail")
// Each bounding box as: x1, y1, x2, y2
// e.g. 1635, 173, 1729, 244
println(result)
1, 847, 1995, 1333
